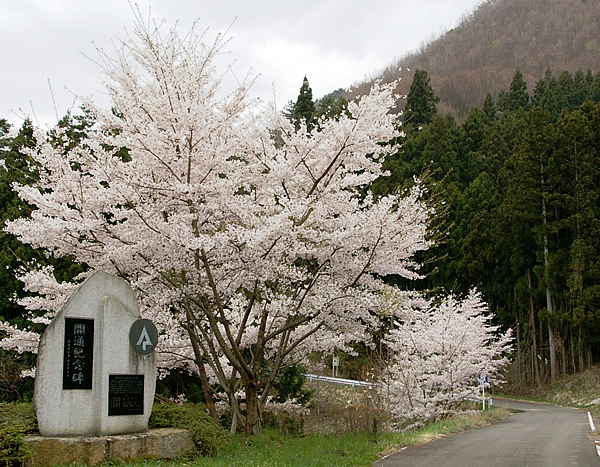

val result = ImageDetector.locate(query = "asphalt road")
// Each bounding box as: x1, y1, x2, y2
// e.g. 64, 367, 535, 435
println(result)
375, 398, 599, 466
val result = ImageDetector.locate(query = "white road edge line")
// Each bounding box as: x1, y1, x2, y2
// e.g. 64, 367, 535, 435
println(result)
588, 411, 596, 432
588, 412, 600, 458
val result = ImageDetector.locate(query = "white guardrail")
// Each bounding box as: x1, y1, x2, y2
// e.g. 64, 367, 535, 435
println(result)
305, 374, 374, 388
306, 374, 493, 408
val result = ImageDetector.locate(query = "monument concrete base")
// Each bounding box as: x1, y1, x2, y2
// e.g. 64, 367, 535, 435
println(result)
24, 428, 195, 466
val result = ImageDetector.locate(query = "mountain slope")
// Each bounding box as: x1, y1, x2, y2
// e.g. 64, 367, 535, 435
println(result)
349, 0, 600, 118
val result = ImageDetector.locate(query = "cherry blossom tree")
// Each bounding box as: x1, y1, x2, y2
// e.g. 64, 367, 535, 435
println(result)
376, 290, 512, 429
1, 13, 433, 434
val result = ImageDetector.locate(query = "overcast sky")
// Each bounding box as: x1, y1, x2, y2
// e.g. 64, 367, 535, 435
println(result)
1, 0, 484, 128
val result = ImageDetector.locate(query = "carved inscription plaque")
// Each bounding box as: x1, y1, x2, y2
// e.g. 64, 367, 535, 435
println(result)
108, 374, 144, 416
63, 318, 94, 390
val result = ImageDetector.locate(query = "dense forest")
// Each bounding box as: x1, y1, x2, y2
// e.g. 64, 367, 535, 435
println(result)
376, 67, 600, 388
350, 0, 600, 119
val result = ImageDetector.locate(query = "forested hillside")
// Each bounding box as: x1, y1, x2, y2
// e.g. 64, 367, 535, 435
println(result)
368, 68, 600, 388
350, 0, 600, 119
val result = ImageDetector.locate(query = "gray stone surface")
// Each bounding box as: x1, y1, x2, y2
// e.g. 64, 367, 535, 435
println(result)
34, 270, 156, 437
24, 428, 194, 466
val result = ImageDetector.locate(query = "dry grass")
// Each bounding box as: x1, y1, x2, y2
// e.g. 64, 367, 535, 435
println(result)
304, 380, 385, 434
544, 366, 600, 415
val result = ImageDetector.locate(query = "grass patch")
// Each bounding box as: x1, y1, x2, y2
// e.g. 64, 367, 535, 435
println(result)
105, 406, 510, 467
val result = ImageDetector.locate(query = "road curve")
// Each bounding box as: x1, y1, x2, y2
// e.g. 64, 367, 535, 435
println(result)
375, 398, 599, 466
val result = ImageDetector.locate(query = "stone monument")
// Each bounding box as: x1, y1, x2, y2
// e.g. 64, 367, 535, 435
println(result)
25, 271, 194, 466
34, 270, 157, 436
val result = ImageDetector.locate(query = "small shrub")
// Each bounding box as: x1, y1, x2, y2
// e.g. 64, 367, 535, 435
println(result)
0, 402, 36, 466
0, 402, 37, 431
149, 403, 228, 456
0, 350, 35, 403
273, 365, 313, 405
0, 423, 31, 466
263, 411, 304, 435
307, 403, 390, 434
155, 368, 206, 404
336, 404, 390, 433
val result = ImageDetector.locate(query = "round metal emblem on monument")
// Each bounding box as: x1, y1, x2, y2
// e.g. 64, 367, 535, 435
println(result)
129, 319, 158, 355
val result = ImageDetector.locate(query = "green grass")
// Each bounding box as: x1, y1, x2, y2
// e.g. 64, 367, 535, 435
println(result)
194, 429, 380, 467
104, 406, 510, 467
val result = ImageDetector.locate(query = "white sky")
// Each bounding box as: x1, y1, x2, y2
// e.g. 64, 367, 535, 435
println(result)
0, 0, 484, 128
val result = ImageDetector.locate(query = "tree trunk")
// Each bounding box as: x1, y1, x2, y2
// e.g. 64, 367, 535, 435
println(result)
526, 269, 541, 385
560, 338, 567, 376
196, 358, 218, 420
546, 286, 557, 380
541, 164, 557, 380
244, 381, 261, 435
579, 324, 585, 372
516, 320, 522, 387
184, 318, 218, 420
